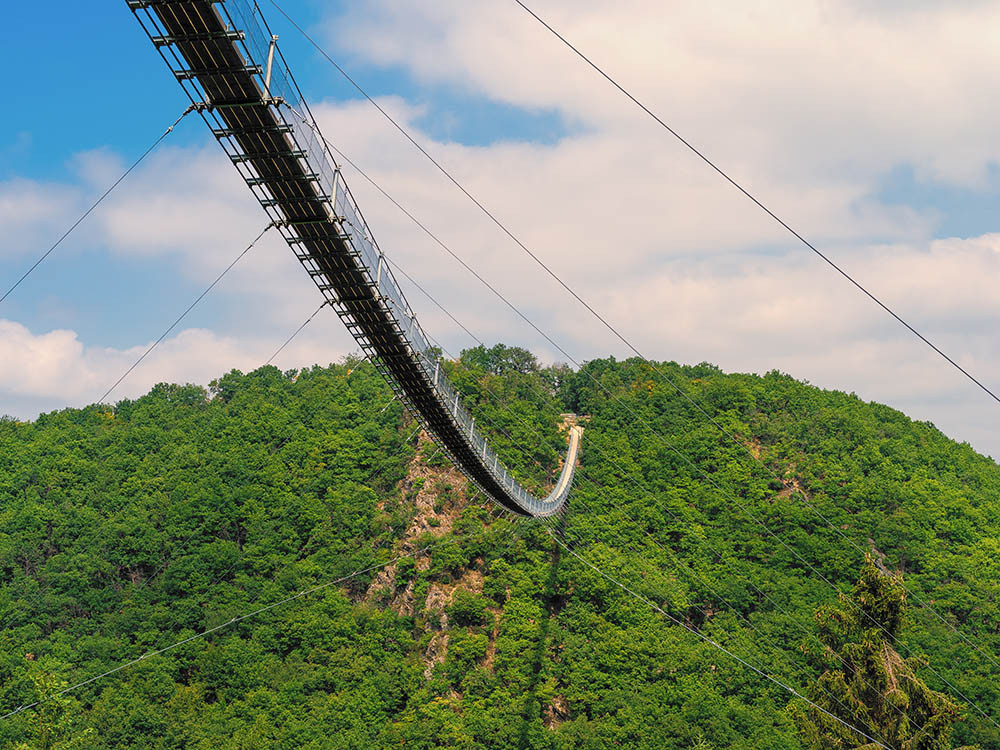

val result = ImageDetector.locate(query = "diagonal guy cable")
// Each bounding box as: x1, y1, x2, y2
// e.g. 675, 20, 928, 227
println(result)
550, 530, 892, 750
265, 299, 329, 366
271, 8, 1000, 675
511, 0, 1000, 673
283, 101, 1000, 681
0, 520, 527, 723
1, 106, 195, 306
510, 0, 999, 407
272, 0, 998, 407
98, 223, 273, 404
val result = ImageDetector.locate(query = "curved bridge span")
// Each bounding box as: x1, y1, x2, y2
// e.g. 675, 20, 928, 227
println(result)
129, 0, 581, 516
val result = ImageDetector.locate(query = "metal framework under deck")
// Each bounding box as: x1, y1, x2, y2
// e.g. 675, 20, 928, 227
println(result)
129, 0, 581, 516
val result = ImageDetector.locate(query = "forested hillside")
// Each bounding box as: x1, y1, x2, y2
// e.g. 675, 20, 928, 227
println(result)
1, 348, 998, 749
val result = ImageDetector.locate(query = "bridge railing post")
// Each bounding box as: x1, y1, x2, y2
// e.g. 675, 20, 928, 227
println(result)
264, 34, 278, 97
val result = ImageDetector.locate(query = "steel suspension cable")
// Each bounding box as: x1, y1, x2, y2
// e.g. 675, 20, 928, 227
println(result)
551, 519, 895, 748
1, 106, 196, 306
564, 467, 933, 744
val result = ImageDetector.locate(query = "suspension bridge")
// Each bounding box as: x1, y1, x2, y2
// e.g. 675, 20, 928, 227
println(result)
1, 1, 997, 743
127, 0, 582, 518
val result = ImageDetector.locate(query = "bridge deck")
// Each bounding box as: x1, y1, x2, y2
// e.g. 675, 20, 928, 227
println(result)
129, 0, 580, 516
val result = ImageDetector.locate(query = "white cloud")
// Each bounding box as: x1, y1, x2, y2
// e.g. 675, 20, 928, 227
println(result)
0, 317, 354, 417
0, 178, 81, 259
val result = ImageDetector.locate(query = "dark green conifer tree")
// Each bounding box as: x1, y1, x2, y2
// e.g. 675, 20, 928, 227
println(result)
793, 555, 978, 750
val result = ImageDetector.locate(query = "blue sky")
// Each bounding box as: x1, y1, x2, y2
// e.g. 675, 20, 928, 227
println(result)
3, 0, 1000, 458
2, 1, 568, 171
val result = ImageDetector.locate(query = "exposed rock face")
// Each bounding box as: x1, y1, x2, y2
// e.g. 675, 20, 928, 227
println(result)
423, 631, 449, 679
365, 431, 472, 615
544, 694, 570, 729
366, 423, 574, 723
